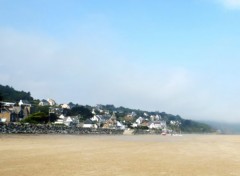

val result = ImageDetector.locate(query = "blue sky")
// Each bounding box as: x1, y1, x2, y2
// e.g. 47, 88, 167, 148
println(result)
1, 0, 240, 122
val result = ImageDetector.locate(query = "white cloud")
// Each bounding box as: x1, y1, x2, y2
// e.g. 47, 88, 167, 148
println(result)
216, 0, 240, 9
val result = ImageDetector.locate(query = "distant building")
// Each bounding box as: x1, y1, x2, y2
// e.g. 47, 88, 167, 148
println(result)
61, 102, 76, 109
0, 106, 11, 122
47, 98, 56, 106
83, 119, 97, 128
0, 102, 30, 122
136, 117, 143, 125
148, 121, 167, 129
19, 100, 31, 107
49, 107, 62, 116
61, 104, 70, 109
39, 99, 50, 106
54, 114, 79, 126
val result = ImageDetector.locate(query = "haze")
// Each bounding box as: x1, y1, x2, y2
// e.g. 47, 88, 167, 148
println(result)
1, 0, 240, 122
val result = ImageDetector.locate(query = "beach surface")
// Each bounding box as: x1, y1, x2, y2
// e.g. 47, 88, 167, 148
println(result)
0, 134, 239, 176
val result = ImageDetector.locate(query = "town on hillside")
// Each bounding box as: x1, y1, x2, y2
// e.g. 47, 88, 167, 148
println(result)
0, 99, 184, 134
0, 85, 214, 134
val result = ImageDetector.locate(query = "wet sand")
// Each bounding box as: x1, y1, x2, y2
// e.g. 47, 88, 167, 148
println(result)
0, 134, 239, 176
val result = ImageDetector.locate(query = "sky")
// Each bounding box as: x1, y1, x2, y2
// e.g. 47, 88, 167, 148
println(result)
1, 0, 240, 122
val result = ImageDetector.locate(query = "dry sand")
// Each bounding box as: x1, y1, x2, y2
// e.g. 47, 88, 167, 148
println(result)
0, 134, 240, 176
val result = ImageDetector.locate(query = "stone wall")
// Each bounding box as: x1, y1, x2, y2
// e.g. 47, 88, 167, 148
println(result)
0, 123, 124, 135
133, 128, 163, 135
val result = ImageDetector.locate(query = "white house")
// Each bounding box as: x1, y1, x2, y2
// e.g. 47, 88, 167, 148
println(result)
116, 121, 125, 130
61, 103, 76, 109
91, 115, 102, 122
54, 115, 79, 126
54, 114, 65, 124
83, 119, 97, 128
47, 98, 56, 106
19, 100, 31, 107
148, 121, 167, 129
155, 115, 161, 121
136, 117, 143, 125
61, 104, 70, 109
64, 116, 74, 126
39, 99, 50, 106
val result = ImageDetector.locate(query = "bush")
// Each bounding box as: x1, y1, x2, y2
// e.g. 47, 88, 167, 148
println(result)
21, 112, 48, 124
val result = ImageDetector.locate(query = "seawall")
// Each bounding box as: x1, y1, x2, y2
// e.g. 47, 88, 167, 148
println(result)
0, 123, 124, 135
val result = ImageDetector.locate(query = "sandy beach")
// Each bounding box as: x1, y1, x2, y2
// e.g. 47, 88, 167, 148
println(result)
0, 134, 239, 176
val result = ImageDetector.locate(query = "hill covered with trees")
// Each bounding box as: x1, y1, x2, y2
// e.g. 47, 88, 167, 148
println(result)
96, 105, 214, 133
0, 84, 214, 133
0, 84, 34, 102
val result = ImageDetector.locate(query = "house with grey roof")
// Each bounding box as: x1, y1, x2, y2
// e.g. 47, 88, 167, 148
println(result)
39, 99, 50, 106
19, 100, 31, 107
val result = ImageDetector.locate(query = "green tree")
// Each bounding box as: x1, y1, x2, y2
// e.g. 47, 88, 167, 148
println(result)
0, 92, 3, 101
22, 112, 48, 124
37, 106, 50, 114
32, 105, 50, 115
49, 113, 58, 122
67, 106, 93, 121
0, 84, 34, 102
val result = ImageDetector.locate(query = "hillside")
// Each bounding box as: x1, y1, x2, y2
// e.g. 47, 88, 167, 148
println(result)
0, 84, 34, 102
0, 84, 214, 133
96, 105, 214, 133
202, 121, 240, 134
